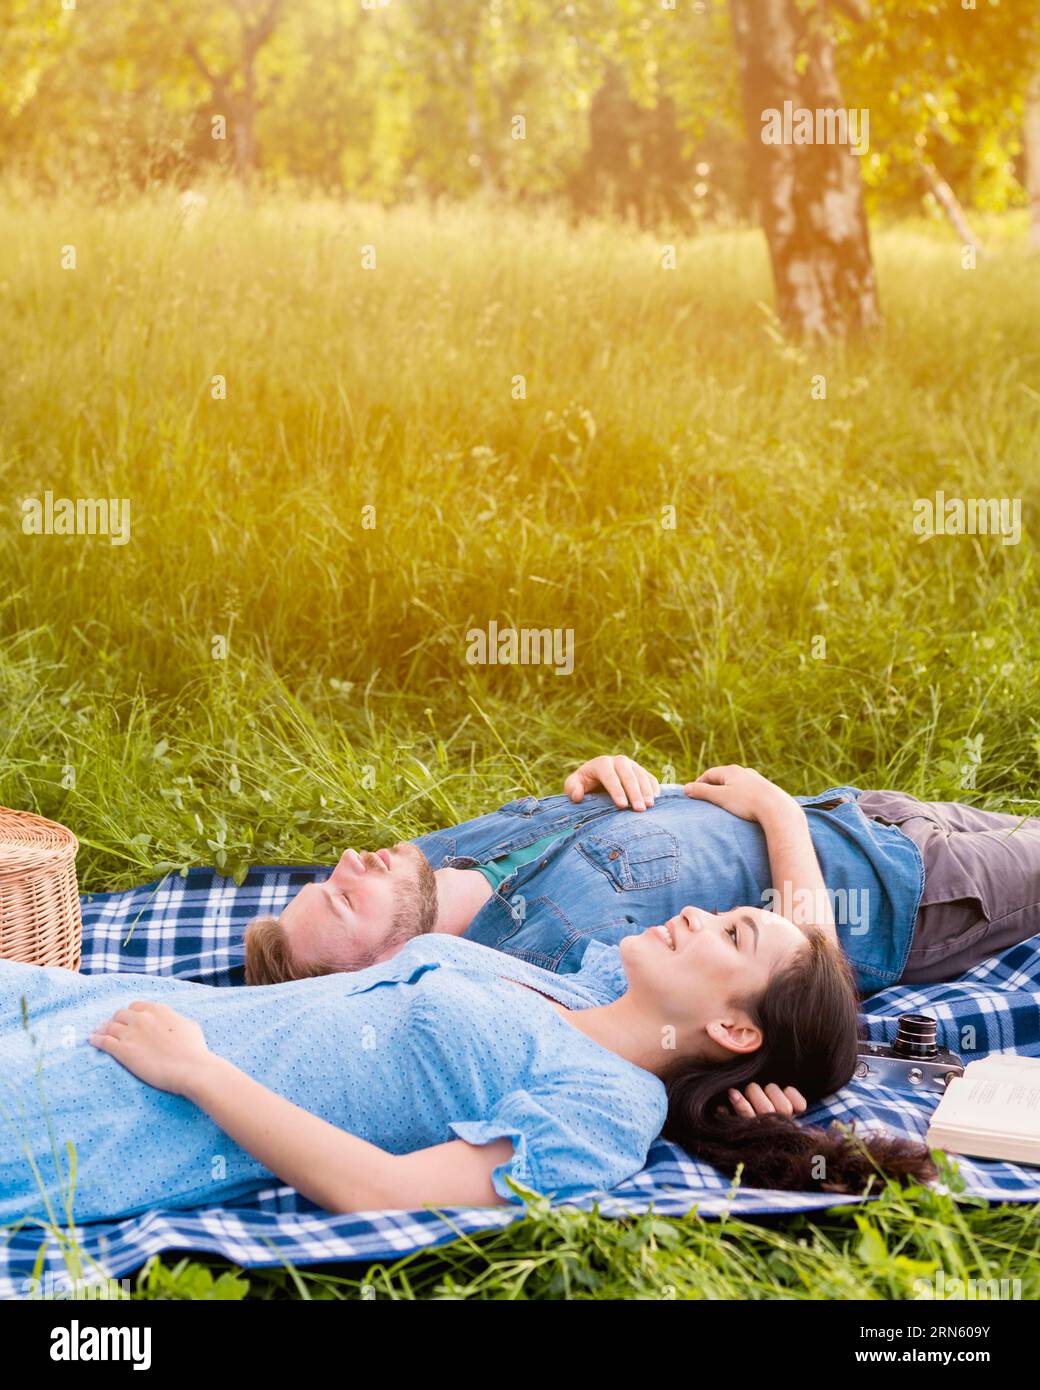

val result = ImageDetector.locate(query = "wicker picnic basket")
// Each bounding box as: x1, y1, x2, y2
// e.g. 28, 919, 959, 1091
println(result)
0, 807, 82, 971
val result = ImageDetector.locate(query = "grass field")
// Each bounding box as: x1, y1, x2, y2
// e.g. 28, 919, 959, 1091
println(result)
2, 188, 1039, 1298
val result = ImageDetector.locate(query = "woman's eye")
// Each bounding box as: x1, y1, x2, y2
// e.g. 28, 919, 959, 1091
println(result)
728, 925, 739, 946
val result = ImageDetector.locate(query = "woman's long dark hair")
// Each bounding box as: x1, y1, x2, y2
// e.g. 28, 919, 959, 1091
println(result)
662, 930, 937, 1193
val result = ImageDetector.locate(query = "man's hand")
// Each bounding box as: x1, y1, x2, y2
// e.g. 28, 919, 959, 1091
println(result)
89, 1001, 211, 1095
684, 765, 793, 823
723, 1083, 807, 1119
565, 755, 660, 811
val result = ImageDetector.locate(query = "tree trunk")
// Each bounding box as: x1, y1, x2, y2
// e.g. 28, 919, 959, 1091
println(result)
1025, 71, 1040, 254
233, 77, 258, 180
185, 1, 280, 184
730, 0, 881, 338
459, 33, 495, 195
917, 156, 984, 253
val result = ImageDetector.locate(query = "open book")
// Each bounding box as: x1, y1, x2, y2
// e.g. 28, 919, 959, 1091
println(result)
926, 1054, 1040, 1166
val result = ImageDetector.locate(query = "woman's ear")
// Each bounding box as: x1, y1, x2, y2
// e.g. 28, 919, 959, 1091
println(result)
706, 1016, 762, 1055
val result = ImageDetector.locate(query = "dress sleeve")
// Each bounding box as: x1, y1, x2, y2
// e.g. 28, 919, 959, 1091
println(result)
448, 1082, 662, 1204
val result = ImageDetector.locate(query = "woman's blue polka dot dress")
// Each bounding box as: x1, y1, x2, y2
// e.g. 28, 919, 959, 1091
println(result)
0, 934, 667, 1224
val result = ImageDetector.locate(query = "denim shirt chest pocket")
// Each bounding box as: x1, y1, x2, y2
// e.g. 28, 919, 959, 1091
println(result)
576, 826, 680, 891
489, 793, 616, 850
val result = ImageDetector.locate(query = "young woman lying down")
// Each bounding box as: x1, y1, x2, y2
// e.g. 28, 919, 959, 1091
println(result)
0, 899, 931, 1227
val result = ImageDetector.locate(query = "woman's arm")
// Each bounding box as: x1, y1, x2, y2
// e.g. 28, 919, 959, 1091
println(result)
684, 765, 837, 946
89, 1002, 511, 1212
756, 797, 837, 944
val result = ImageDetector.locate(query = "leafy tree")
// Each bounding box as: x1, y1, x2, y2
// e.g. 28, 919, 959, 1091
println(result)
1, 0, 1038, 270
837, 0, 1040, 243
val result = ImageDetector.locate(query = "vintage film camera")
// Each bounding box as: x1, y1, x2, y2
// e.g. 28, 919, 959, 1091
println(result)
855, 1013, 964, 1094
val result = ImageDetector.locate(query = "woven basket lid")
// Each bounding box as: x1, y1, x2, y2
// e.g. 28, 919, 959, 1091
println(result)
0, 807, 80, 877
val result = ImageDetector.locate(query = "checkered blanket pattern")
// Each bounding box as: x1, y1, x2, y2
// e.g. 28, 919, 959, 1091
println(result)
2, 863, 1039, 1298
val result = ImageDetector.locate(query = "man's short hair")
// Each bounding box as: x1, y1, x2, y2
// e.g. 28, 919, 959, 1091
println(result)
243, 915, 338, 985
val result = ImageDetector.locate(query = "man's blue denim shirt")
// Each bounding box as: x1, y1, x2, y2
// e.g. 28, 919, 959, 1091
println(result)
411, 786, 925, 995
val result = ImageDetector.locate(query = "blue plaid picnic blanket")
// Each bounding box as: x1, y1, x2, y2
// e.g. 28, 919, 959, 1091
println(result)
3, 863, 1040, 1298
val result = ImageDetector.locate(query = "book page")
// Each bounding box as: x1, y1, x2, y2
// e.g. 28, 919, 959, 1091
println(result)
930, 1070, 1040, 1138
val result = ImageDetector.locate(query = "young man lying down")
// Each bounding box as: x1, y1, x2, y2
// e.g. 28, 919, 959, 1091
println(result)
242, 755, 1040, 1118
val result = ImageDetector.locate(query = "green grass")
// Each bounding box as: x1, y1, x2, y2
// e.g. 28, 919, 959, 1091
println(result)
2, 186, 1039, 1297
121, 1175, 1040, 1300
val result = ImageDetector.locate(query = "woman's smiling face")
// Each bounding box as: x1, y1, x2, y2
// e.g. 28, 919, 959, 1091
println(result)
619, 905, 811, 1060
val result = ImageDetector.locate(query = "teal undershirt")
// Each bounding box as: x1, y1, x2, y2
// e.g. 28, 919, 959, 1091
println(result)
474, 832, 563, 891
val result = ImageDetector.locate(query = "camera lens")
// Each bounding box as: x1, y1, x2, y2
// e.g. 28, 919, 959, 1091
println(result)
892, 1013, 938, 1059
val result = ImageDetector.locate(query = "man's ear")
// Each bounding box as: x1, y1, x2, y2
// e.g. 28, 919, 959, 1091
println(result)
705, 1016, 762, 1056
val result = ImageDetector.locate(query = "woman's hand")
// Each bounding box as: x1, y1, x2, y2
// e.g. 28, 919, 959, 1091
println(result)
723, 1083, 808, 1119
684, 765, 794, 823
565, 754, 660, 811
89, 1001, 211, 1095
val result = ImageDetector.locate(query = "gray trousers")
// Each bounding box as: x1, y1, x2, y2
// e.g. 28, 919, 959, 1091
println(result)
856, 790, 1040, 986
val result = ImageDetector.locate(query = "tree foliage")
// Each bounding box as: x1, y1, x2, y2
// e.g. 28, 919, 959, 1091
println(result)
0, 0, 1037, 223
